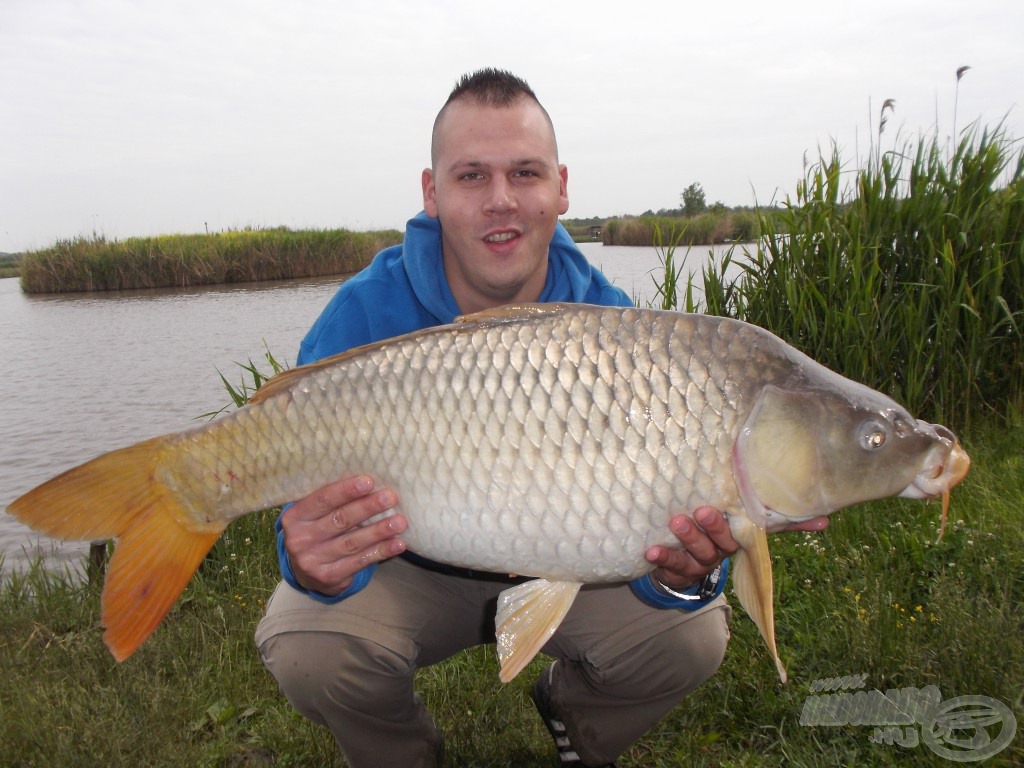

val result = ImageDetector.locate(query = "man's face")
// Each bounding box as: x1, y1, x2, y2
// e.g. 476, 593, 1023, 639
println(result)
422, 98, 569, 314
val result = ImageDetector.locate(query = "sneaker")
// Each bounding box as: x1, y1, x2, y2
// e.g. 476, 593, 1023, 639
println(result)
530, 663, 617, 768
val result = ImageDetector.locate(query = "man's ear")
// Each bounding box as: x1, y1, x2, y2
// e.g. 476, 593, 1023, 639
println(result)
558, 164, 569, 215
422, 168, 438, 218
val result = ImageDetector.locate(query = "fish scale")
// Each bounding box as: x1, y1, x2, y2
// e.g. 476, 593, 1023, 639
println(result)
309, 306, 740, 582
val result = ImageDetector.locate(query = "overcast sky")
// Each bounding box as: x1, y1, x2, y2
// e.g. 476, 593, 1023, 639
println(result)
2, 0, 1021, 254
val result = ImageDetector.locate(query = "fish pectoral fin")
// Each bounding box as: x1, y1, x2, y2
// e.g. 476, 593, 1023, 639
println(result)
494, 579, 582, 683
731, 521, 787, 683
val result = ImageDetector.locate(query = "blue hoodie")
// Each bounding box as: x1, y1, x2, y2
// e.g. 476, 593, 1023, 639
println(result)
277, 212, 726, 610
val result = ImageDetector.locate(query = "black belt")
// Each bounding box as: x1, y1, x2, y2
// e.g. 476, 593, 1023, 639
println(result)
401, 552, 533, 584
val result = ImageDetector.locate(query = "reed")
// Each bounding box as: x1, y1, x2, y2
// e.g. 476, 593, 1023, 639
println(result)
18, 227, 402, 294
688, 124, 1023, 427
603, 210, 758, 247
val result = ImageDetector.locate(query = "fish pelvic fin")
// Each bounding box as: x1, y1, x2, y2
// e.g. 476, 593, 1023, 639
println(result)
494, 579, 582, 683
8, 437, 225, 661
730, 520, 787, 683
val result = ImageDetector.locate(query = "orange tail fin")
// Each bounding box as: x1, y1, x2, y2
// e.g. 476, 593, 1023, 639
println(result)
8, 437, 225, 660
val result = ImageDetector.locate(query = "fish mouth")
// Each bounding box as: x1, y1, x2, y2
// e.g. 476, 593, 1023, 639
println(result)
898, 423, 971, 500
898, 422, 971, 541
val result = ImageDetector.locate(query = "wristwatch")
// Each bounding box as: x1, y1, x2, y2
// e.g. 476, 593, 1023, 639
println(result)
654, 564, 723, 601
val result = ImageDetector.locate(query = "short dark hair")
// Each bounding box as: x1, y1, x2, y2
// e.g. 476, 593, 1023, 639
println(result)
443, 68, 540, 108
430, 68, 557, 167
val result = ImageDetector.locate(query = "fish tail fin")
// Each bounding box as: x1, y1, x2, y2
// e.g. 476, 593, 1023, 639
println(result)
8, 437, 225, 660
495, 579, 582, 683
731, 522, 787, 683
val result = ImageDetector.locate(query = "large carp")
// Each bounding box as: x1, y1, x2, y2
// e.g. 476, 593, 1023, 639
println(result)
9, 304, 969, 682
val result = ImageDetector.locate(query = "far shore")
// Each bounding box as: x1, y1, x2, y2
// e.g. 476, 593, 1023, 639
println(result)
17, 227, 403, 294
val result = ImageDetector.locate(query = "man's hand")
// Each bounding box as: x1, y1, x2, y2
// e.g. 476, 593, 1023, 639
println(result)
645, 506, 830, 592
280, 475, 407, 596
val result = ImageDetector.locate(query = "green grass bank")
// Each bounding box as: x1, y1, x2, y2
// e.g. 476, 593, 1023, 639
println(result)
18, 227, 403, 294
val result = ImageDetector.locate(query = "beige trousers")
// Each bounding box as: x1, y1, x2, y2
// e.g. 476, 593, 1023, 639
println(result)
256, 557, 730, 767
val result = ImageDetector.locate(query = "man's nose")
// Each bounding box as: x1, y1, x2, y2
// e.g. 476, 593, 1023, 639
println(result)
485, 176, 516, 212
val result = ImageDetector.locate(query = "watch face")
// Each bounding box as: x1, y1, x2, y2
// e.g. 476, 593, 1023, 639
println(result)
698, 565, 722, 599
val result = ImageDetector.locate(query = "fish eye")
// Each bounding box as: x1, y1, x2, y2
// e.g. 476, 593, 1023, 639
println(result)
858, 420, 889, 451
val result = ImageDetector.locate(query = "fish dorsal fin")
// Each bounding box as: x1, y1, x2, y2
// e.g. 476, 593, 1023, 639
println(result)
246, 360, 332, 405
454, 302, 574, 326
495, 579, 582, 683
249, 303, 577, 406
246, 325, 470, 406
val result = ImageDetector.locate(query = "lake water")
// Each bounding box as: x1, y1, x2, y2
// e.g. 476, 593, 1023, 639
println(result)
0, 241, 745, 575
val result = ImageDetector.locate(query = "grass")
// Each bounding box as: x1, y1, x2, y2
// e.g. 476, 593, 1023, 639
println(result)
18, 227, 402, 294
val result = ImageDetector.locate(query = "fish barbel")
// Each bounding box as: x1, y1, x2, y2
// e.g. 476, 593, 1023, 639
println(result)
8, 304, 970, 682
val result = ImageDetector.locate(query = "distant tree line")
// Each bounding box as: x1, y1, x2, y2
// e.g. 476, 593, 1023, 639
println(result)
0, 252, 22, 279
561, 181, 766, 245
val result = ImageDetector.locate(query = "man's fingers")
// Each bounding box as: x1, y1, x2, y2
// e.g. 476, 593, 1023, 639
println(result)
325, 487, 399, 533
288, 475, 377, 521
665, 508, 737, 567
290, 513, 408, 594
318, 522, 409, 588
330, 513, 408, 559
280, 475, 407, 595
646, 507, 738, 591
645, 545, 709, 591
693, 507, 740, 554
646, 544, 689, 572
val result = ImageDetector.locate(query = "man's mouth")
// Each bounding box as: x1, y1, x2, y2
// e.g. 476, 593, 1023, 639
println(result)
484, 231, 519, 243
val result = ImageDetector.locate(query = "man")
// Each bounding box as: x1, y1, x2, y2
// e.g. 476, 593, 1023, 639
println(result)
256, 68, 825, 767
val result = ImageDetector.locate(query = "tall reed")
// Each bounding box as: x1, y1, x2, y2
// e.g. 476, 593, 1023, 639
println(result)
691, 124, 1023, 427
19, 227, 402, 294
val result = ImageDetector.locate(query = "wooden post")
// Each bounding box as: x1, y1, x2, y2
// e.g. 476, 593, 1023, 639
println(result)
88, 540, 109, 585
